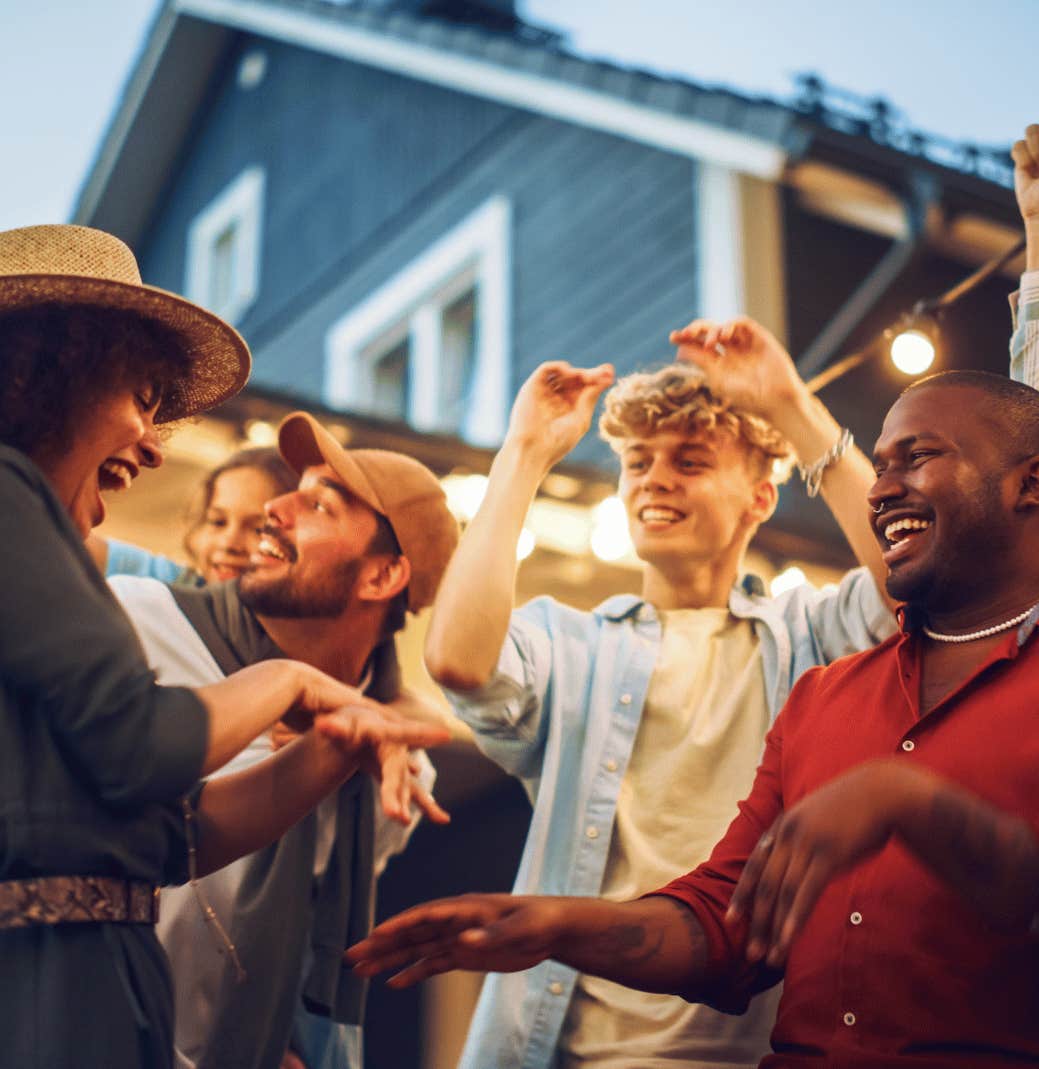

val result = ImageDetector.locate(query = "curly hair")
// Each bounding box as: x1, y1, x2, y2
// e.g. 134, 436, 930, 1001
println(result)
598, 364, 795, 483
0, 303, 194, 467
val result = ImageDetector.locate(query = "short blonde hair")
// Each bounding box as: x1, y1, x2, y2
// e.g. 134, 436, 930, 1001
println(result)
598, 364, 795, 483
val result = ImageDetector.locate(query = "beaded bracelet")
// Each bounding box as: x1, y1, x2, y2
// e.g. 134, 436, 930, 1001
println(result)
797, 427, 853, 498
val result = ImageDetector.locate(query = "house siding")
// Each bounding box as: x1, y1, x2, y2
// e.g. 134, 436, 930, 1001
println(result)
138, 31, 698, 469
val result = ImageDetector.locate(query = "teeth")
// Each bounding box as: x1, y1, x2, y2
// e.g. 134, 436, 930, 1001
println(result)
100, 460, 132, 491
883, 518, 931, 544
640, 506, 682, 523
257, 536, 288, 562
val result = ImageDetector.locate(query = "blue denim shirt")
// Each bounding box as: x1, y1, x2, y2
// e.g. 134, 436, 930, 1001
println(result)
447, 567, 893, 1069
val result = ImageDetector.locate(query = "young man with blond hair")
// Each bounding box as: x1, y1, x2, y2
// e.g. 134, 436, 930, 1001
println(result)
423, 322, 896, 1069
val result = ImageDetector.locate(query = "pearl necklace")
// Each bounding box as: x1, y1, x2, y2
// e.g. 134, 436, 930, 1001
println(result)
923, 606, 1036, 644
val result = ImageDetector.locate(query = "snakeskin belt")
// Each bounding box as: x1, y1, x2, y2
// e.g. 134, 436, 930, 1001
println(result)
0, 876, 160, 930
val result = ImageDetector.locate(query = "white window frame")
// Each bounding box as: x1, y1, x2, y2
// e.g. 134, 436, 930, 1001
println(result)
325, 196, 511, 446
185, 166, 265, 325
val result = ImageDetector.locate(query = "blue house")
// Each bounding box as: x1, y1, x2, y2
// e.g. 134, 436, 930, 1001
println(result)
74, 2, 1023, 1062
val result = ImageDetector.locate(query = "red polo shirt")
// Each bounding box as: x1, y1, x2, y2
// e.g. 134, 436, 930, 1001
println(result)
657, 613, 1039, 1068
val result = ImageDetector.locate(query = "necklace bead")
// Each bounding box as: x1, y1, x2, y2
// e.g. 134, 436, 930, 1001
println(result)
922, 606, 1035, 643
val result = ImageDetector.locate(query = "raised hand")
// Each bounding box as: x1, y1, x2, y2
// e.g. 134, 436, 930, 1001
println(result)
506, 361, 615, 468
669, 316, 802, 425
346, 893, 563, 988
1012, 124, 1039, 227
725, 759, 913, 968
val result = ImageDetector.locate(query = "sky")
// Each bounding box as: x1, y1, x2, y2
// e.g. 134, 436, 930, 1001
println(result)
1, 0, 1034, 234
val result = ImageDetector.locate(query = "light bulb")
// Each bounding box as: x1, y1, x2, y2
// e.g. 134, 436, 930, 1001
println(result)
889, 329, 936, 376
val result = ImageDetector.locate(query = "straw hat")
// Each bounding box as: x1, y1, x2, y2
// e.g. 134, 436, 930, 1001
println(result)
278, 412, 459, 612
0, 224, 251, 422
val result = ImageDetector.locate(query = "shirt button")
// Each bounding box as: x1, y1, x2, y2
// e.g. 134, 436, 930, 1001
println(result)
849, 911, 863, 926
901, 740, 915, 752
843, 1012, 856, 1027
619, 693, 633, 706
586, 826, 599, 840
605, 758, 618, 772
549, 981, 564, 995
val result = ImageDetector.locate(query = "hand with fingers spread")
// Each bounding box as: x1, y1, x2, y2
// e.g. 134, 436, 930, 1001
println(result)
669, 316, 803, 428
315, 705, 451, 825
506, 361, 615, 469
346, 894, 563, 988
725, 759, 914, 968
1012, 123, 1039, 270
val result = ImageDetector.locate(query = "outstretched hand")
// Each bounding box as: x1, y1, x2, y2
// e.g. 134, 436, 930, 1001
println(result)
1012, 124, 1039, 227
669, 316, 803, 424
506, 361, 615, 468
345, 893, 562, 988
315, 704, 451, 826
726, 760, 916, 968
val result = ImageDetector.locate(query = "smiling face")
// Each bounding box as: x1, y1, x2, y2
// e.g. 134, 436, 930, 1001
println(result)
869, 384, 1018, 609
237, 463, 382, 619
187, 466, 284, 583
44, 384, 163, 537
618, 429, 776, 572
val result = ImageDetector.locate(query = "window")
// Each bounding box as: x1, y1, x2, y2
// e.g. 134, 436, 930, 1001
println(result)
185, 167, 264, 325
325, 196, 511, 446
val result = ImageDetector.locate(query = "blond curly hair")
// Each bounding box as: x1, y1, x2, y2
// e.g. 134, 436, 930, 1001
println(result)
598, 364, 795, 483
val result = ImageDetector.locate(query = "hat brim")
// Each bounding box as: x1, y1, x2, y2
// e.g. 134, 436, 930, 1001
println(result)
278, 412, 385, 516
0, 274, 251, 422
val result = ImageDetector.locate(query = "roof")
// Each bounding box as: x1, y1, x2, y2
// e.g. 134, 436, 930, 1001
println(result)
73, 0, 1017, 245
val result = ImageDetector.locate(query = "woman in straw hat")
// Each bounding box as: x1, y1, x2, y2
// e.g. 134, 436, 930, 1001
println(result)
0, 225, 448, 1068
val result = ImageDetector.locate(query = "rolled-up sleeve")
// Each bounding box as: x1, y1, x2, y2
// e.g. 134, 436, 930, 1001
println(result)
442, 598, 556, 778
1009, 270, 1039, 388
0, 454, 208, 806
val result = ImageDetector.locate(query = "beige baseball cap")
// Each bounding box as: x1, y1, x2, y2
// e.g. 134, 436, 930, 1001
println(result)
278, 412, 459, 612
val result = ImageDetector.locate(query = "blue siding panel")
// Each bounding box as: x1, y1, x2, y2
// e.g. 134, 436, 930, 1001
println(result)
138, 33, 699, 472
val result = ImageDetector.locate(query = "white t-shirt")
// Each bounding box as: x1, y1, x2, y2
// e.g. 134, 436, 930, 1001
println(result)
558, 607, 780, 1069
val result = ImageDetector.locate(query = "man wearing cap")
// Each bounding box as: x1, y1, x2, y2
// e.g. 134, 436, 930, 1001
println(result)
109, 412, 458, 1069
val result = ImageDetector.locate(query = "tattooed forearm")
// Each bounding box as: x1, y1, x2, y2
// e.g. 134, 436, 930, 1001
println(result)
555, 896, 712, 995
902, 782, 1039, 927
597, 922, 665, 965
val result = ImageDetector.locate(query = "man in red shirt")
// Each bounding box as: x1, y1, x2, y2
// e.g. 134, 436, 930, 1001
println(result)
348, 371, 1039, 1068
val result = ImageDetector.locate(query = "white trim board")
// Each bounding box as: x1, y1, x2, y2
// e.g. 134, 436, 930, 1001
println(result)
185, 166, 265, 325
325, 196, 511, 447
174, 0, 787, 179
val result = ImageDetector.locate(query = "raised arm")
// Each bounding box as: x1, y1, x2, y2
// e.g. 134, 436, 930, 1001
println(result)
1010, 124, 1039, 386
346, 891, 710, 998
424, 361, 613, 691
671, 317, 895, 613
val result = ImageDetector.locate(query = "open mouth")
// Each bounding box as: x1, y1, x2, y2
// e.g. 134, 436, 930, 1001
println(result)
98, 458, 136, 493
638, 505, 685, 526
879, 515, 933, 563
253, 531, 297, 566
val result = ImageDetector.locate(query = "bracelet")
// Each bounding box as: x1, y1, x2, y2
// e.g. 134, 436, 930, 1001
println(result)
797, 427, 853, 498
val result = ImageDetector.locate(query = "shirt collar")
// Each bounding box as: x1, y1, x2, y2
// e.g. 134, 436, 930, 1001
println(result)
594, 573, 768, 622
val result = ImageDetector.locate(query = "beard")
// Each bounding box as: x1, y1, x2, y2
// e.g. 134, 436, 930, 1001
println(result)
238, 558, 362, 619
884, 481, 1009, 612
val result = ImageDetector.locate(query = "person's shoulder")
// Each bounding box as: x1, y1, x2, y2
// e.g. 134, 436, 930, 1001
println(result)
797, 629, 902, 692
515, 593, 640, 631
0, 444, 47, 492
